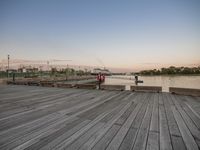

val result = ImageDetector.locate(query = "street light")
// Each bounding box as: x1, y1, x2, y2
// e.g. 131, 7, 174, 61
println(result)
7, 54, 10, 78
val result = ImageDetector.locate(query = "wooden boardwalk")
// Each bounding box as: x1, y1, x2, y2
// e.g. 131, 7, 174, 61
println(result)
0, 85, 200, 150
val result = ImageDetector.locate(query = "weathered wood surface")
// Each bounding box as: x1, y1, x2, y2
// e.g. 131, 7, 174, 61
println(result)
169, 87, 200, 97
101, 85, 126, 91
75, 84, 97, 89
56, 83, 74, 88
0, 85, 199, 150
131, 85, 162, 92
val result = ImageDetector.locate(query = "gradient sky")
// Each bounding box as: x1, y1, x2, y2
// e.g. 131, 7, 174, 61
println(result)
0, 0, 200, 71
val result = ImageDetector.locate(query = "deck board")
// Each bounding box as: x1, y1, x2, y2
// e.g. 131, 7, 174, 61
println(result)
159, 94, 173, 150
0, 85, 200, 150
146, 94, 159, 150
163, 93, 187, 150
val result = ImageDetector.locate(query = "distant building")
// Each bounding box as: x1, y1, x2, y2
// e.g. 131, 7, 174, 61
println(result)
27, 67, 39, 73
18, 67, 39, 73
7, 69, 17, 73
18, 68, 26, 73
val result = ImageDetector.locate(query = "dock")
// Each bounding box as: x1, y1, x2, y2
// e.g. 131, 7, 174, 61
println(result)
0, 85, 200, 150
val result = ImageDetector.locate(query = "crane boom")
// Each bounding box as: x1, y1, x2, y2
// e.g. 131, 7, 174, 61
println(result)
0, 59, 71, 64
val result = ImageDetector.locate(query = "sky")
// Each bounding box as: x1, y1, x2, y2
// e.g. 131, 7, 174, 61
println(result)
0, 0, 200, 72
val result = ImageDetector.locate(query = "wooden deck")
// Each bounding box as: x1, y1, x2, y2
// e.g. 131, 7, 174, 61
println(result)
0, 85, 200, 150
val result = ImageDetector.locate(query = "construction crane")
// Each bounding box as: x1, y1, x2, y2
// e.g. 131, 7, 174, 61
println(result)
0, 58, 72, 71
46, 59, 72, 71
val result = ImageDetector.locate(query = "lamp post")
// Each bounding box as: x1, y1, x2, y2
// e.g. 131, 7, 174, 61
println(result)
66, 64, 69, 80
7, 55, 10, 78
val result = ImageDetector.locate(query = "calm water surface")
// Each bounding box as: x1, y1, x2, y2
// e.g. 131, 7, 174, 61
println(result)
104, 75, 200, 92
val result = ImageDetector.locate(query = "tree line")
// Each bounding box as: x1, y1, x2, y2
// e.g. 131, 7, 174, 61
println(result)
139, 66, 200, 75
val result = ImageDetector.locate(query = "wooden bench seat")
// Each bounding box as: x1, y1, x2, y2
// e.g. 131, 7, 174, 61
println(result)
75, 84, 97, 89
131, 86, 162, 92
169, 87, 200, 97
100, 85, 125, 91
56, 83, 74, 88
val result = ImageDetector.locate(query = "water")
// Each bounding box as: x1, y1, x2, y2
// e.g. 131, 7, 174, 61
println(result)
104, 75, 200, 92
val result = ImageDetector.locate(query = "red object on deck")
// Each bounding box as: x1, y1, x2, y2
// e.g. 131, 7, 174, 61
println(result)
97, 74, 105, 82
97, 74, 101, 81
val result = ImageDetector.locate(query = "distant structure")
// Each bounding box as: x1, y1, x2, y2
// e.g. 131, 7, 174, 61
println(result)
91, 68, 111, 76
18, 66, 39, 73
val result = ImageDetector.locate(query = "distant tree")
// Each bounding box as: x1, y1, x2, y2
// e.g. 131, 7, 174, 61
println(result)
139, 66, 200, 75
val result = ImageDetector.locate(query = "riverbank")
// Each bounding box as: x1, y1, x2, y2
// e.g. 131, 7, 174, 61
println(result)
138, 66, 200, 76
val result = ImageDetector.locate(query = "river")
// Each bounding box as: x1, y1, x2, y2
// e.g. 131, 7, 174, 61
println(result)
104, 75, 200, 92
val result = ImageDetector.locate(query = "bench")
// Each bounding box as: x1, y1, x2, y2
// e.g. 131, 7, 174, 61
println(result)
75, 84, 97, 89
100, 85, 125, 91
169, 87, 200, 97
27, 81, 40, 86
13, 81, 28, 85
40, 81, 55, 87
131, 86, 162, 92
56, 83, 74, 88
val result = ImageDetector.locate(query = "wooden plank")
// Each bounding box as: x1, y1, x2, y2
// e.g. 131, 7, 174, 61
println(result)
79, 94, 137, 150
0, 90, 109, 144
122, 93, 153, 150
64, 122, 104, 150
40, 81, 55, 87
184, 96, 200, 117
0, 113, 74, 147
106, 102, 143, 150
0, 88, 106, 116
180, 96, 200, 129
1, 85, 200, 150
171, 135, 187, 150
132, 104, 153, 150
169, 87, 200, 97
1, 92, 120, 149
159, 94, 173, 150
0, 88, 87, 111
0, 90, 96, 131
77, 92, 129, 120
149, 93, 159, 132
56, 83, 74, 88
1, 117, 78, 150
130, 94, 149, 129
119, 128, 137, 150
13, 112, 107, 150
0, 91, 112, 140
0, 90, 90, 120
54, 102, 124, 150
92, 124, 121, 150
170, 94, 200, 148
163, 93, 187, 150
146, 93, 159, 150
146, 131, 159, 150
131, 86, 162, 92
41, 120, 91, 150
24, 119, 90, 150
100, 85, 126, 91
163, 93, 181, 136
75, 84, 97, 89
118, 94, 150, 150
114, 102, 137, 125
172, 106, 199, 150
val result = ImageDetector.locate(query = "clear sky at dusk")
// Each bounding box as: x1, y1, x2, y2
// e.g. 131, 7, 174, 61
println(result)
0, 0, 200, 71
